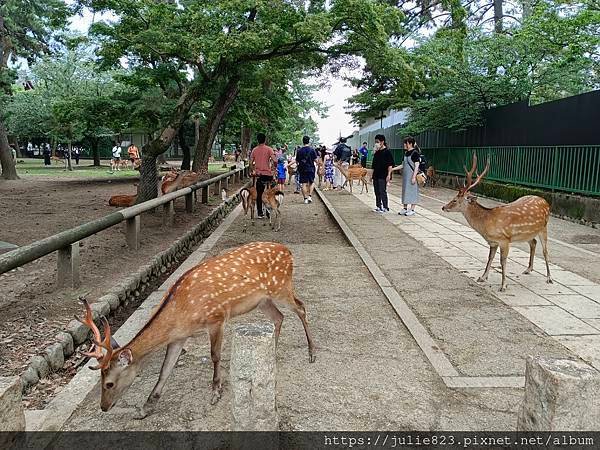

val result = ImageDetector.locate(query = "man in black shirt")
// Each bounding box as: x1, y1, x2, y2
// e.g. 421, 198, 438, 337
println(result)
333, 137, 352, 189
296, 136, 318, 203
370, 134, 394, 213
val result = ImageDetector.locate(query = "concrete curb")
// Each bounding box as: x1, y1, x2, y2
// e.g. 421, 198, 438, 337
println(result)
19, 183, 249, 412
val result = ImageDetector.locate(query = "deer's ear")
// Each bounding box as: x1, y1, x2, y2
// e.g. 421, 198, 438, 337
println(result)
117, 349, 133, 367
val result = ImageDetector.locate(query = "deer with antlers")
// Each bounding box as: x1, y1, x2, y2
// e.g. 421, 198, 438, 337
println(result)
75, 242, 316, 418
335, 162, 369, 194
442, 153, 552, 292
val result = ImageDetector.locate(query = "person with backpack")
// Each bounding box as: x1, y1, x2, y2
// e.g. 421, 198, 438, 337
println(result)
391, 136, 422, 216
296, 136, 318, 204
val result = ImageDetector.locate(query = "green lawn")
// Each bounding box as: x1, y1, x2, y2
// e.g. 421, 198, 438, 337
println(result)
14, 158, 229, 179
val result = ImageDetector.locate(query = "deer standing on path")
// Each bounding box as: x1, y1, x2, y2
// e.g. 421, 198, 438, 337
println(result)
240, 176, 258, 231
262, 182, 284, 232
316, 157, 325, 188
335, 162, 369, 194
442, 153, 552, 291
76, 242, 316, 418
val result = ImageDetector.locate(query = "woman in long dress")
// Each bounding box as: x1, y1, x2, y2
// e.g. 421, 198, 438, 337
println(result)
391, 136, 421, 216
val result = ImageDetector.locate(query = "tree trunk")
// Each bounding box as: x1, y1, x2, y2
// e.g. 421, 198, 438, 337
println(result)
91, 138, 100, 166
179, 125, 191, 170
240, 126, 252, 160
67, 141, 73, 171
0, 120, 18, 180
493, 0, 503, 33
192, 78, 240, 176
136, 84, 201, 203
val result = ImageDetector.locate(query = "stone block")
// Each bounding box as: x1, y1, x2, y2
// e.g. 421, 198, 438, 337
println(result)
29, 356, 49, 380
0, 377, 25, 432
21, 366, 39, 389
56, 331, 74, 356
90, 300, 110, 319
101, 293, 121, 311
66, 319, 89, 345
518, 356, 600, 430
45, 343, 65, 371
230, 322, 278, 431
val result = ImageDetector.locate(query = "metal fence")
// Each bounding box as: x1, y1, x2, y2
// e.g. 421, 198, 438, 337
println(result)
418, 146, 600, 197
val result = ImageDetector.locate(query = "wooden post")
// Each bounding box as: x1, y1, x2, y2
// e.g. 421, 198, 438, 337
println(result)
224, 176, 230, 191
163, 200, 175, 226
215, 180, 222, 197
201, 186, 209, 204
125, 216, 140, 250
57, 243, 80, 288
185, 192, 194, 213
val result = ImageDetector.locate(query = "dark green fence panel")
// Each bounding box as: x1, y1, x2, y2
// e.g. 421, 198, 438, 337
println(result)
420, 146, 600, 197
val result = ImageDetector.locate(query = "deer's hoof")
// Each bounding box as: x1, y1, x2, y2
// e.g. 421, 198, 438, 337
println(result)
476, 276, 486, 283
523, 268, 533, 275
309, 353, 316, 364
134, 406, 150, 420
547, 278, 553, 284
210, 389, 222, 405
499, 286, 507, 292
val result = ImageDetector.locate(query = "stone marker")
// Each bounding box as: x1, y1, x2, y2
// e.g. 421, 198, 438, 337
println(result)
230, 322, 278, 431
0, 377, 25, 431
518, 356, 600, 430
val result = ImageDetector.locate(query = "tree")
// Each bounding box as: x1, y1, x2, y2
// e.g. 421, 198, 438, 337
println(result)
85, 0, 404, 202
0, 0, 69, 179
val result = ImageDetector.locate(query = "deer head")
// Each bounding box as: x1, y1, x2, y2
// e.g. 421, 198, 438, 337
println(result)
442, 153, 490, 212
76, 298, 137, 412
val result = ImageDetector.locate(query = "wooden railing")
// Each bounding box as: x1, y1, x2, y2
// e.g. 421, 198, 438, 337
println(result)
0, 164, 250, 287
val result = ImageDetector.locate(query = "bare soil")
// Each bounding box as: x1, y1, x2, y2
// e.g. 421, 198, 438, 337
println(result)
0, 172, 241, 407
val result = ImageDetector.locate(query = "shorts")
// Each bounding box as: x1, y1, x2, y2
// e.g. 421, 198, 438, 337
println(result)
299, 171, 315, 184
112, 156, 121, 161
277, 178, 286, 184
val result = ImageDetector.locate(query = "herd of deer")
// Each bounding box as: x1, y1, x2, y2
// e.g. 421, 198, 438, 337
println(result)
240, 176, 284, 232
80, 153, 552, 419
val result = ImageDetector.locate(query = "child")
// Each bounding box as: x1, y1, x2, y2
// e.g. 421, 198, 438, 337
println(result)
324, 152, 334, 190
277, 155, 287, 191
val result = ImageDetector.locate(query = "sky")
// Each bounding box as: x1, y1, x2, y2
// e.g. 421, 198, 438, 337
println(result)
70, 9, 359, 146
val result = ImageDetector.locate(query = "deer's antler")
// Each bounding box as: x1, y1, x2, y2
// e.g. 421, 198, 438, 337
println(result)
466, 157, 490, 192
463, 153, 478, 188
75, 297, 114, 370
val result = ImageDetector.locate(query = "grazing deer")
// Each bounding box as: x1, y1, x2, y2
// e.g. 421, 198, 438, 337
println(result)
442, 153, 552, 291
109, 194, 137, 207
76, 242, 316, 418
240, 176, 258, 231
262, 182, 284, 232
335, 162, 369, 194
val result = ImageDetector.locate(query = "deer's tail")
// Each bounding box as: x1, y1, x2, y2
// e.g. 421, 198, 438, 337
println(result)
240, 188, 250, 212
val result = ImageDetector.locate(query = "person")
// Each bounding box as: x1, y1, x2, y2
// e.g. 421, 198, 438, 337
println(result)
296, 136, 318, 204
292, 146, 301, 194
392, 136, 421, 216
319, 145, 326, 162
27, 141, 33, 158
10, 145, 16, 163
370, 134, 394, 213
111, 143, 122, 171
324, 148, 335, 190
250, 132, 277, 218
127, 143, 140, 168
42, 144, 50, 166
276, 155, 287, 191
73, 146, 80, 165
333, 137, 352, 189
359, 141, 368, 168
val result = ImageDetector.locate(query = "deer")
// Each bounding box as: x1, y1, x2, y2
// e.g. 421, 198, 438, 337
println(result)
442, 153, 552, 292
75, 242, 316, 418
335, 162, 369, 194
109, 194, 137, 207
262, 182, 284, 232
160, 170, 200, 195
316, 157, 325, 188
426, 165, 438, 188
240, 176, 258, 231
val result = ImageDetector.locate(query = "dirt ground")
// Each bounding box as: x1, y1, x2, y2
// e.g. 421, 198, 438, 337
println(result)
0, 171, 241, 405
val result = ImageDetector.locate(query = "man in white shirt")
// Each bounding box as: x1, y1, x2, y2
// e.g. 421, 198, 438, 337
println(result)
111, 144, 122, 171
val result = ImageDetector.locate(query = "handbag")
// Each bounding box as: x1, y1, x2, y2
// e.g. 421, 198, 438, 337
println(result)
407, 159, 427, 187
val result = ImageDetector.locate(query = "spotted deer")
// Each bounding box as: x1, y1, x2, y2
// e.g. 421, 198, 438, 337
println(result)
76, 242, 316, 418
442, 153, 552, 291
335, 162, 369, 194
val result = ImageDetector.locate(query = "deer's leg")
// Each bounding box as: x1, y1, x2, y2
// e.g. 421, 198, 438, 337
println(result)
539, 229, 553, 284
291, 296, 316, 363
259, 299, 284, 344
478, 245, 498, 282
523, 239, 537, 274
499, 243, 510, 292
208, 322, 224, 405
135, 338, 187, 419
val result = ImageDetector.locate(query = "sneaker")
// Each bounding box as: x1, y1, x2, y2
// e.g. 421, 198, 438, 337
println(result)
405, 210, 416, 216
373, 207, 382, 212
399, 209, 408, 216
304, 198, 309, 204
257, 214, 265, 220
307, 196, 312, 203
381, 208, 390, 213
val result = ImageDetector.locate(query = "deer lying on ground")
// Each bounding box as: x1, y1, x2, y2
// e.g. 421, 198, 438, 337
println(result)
262, 182, 284, 232
109, 194, 137, 207
76, 242, 315, 418
240, 176, 258, 231
160, 170, 200, 195
442, 153, 552, 292
336, 162, 369, 194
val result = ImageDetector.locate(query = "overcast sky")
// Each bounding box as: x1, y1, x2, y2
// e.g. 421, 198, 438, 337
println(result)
70, 10, 358, 146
